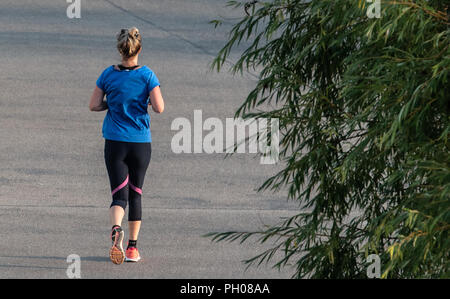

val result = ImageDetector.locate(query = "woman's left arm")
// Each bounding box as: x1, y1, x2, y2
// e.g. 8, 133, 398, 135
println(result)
89, 86, 108, 111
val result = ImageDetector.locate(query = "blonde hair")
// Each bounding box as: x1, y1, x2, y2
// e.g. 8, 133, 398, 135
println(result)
116, 27, 142, 59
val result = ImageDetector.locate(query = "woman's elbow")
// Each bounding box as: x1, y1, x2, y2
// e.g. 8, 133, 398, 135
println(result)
152, 102, 164, 113
153, 106, 164, 114
89, 103, 99, 111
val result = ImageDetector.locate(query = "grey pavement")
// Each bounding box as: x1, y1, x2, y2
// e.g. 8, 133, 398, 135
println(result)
0, 0, 298, 278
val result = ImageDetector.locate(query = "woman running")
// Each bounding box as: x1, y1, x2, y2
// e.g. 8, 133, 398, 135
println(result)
89, 27, 165, 264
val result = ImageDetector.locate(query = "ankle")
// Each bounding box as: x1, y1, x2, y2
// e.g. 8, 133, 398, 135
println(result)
127, 240, 137, 249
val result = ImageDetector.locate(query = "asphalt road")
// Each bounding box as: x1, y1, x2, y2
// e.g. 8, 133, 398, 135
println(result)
0, 0, 298, 278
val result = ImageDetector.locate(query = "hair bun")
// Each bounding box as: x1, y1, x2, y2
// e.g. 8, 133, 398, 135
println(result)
128, 27, 140, 39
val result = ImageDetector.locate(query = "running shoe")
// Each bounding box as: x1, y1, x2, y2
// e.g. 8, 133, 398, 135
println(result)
109, 226, 125, 265
125, 246, 141, 262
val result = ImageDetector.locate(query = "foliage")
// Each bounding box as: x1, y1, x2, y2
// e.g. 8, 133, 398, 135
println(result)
207, 0, 450, 278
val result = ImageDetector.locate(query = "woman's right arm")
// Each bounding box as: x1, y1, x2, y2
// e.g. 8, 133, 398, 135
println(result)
89, 86, 108, 111
149, 86, 164, 114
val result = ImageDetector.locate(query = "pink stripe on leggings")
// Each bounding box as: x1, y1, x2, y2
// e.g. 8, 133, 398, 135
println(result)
129, 182, 142, 195
111, 175, 129, 196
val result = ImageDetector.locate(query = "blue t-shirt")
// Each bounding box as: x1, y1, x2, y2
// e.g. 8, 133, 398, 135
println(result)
96, 65, 160, 143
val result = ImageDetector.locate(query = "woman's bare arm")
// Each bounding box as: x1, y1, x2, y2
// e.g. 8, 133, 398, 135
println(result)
89, 86, 108, 111
149, 86, 164, 113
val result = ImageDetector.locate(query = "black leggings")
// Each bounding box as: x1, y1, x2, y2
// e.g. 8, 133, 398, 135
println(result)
104, 139, 152, 221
